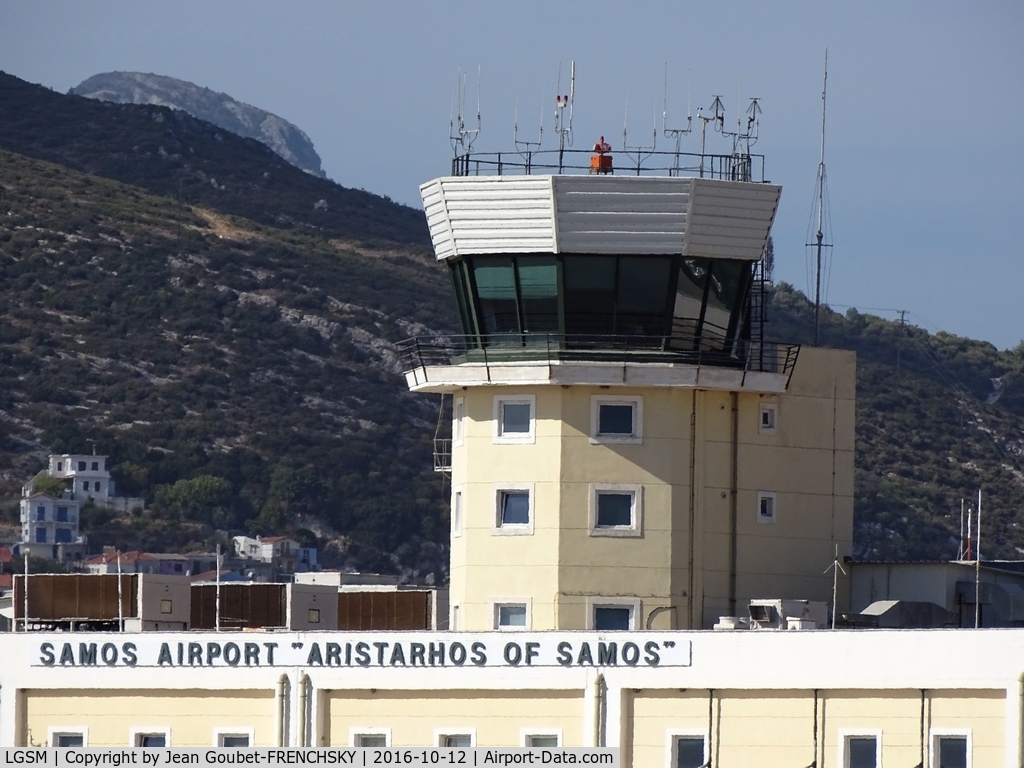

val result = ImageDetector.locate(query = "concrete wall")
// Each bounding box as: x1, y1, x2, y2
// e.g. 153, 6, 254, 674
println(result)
450, 346, 855, 631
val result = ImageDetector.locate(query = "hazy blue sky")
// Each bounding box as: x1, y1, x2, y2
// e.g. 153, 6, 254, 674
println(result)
2, 1, 1022, 348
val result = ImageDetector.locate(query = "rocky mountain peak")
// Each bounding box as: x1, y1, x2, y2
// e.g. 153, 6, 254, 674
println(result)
72, 71, 326, 178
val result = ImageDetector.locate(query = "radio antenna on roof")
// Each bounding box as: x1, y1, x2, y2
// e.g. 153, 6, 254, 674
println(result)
663, 65, 693, 176
554, 61, 575, 172
450, 66, 482, 156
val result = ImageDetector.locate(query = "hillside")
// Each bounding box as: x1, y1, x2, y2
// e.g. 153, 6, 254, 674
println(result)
0, 72, 426, 246
72, 71, 326, 178
0, 147, 455, 578
1, 70, 1024, 573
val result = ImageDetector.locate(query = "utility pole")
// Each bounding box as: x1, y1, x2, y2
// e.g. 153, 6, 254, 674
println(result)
808, 52, 832, 347
896, 310, 907, 370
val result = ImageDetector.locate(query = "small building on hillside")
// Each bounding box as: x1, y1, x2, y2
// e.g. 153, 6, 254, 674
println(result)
21, 453, 144, 513
232, 535, 318, 579
18, 493, 86, 566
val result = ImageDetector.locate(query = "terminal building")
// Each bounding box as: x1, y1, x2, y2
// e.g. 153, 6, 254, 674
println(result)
0, 140, 1017, 768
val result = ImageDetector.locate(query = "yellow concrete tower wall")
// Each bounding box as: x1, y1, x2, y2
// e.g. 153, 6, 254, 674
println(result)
448, 346, 854, 631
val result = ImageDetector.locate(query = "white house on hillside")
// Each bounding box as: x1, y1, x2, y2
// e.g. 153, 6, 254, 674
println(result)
18, 493, 86, 565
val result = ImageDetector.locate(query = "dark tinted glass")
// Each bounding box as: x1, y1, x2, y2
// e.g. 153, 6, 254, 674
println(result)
501, 403, 532, 434
140, 735, 166, 747
702, 260, 747, 340
597, 494, 633, 527
598, 404, 634, 435
671, 259, 708, 341
444, 735, 472, 748
528, 736, 559, 748
473, 257, 519, 335
616, 256, 672, 337
564, 256, 615, 336
56, 735, 84, 747
594, 607, 631, 630
517, 256, 559, 334
222, 736, 250, 747
501, 492, 530, 525
675, 737, 704, 768
938, 737, 967, 768
848, 737, 876, 768
450, 261, 478, 340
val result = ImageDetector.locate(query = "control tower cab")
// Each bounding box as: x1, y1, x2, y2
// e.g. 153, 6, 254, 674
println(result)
400, 148, 854, 632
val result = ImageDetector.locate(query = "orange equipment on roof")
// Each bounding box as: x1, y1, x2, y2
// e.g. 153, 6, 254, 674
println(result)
590, 136, 613, 174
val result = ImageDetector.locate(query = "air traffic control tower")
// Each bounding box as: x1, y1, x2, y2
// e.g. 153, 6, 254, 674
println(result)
400, 143, 855, 631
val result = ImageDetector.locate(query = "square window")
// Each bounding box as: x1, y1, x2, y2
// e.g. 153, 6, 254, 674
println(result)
597, 492, 632, 527
219, 734, 250, 747
78, 461, 86, 472
91, 462, 99, 471
594, 606, 632, 630
496, 603, 528, 629
308, 608, 321, 624
590, 485, 642, 537
759, 402, 778, 434
353, 733, 389, 748
81, 481, 88, 491
36, 506, 45, 521
160, 599, 173, 615
934, 735, 968, 768
56, 462, 62, 472
757, 492, 776, 524
591, 396, 643, 444
848, 737, 877, 768
36, 528, 47, 543
527, 735, 559, 748
440, 734, 473, 748
493, 485, 535, 534
136, 733, 167, 747
674, 736, 706, 768
57, 507, 68, 522
493, 396, 535, 443
51, 731, 86, 747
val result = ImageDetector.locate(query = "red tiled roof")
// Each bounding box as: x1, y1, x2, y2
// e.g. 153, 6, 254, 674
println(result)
0, 574, 12, 590
83, 550, 155, 566
258, 536, 288, 543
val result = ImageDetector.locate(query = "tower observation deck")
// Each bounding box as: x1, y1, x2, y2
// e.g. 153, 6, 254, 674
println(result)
401, 142, 853, 633
400, 149, 798, 394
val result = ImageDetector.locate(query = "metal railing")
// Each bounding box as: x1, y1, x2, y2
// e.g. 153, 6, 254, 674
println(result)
450, 148, 766, 183
433, 438, 452, 473
398, 333, 799, 380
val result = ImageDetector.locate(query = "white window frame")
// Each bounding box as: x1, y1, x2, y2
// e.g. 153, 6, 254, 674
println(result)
589, 484, 643, 537
453, 396, 466, 447
837, 728, 882, 768
492, 484, 535, 535
586, 596, 642, 631
665, 729, 709, 768
930, 728, 971, 768
590, 395, 643, 445
450, 603, 461, 632
130, 727, 171, 747
757, 491, 777, 525
758, 401, 778, 435
48, 727, 88, 747
452, 486, 464, 538
492, 598, 532, 631
350, 728, 392, 748
521, 729, 563, 748
213, 728, 255, 747
434, 728, 477, 748
493, 395, 536, 444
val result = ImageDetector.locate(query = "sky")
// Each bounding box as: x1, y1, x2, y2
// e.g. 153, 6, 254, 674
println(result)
2, 1, 1023, 349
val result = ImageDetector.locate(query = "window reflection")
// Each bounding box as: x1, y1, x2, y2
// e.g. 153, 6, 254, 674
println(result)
517, 256, 559, 336
564, 255, 616, 336
473, 257, 519, 335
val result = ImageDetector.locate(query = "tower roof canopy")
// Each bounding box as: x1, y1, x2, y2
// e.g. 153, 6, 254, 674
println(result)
420, 175, 781, 262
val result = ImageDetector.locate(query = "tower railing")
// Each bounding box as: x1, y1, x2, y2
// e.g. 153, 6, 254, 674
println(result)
450, 148, 766, 182
398, 333, 799, 379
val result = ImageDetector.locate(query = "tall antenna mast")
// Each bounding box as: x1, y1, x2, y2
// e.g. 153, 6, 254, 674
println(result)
554, 61, 575, 172
809, 51, 833, 346
663, 65, 693, 176
450, 66, 482, 156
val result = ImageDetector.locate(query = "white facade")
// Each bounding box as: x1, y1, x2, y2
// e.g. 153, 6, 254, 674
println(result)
19, 494, 82, 547
48, 453, 114, 502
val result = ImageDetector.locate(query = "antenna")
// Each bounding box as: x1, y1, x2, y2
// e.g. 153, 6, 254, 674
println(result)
823, 544, 846, 629
622, 84, 658, 174
514, 84, 544, 156
695, 95, 724, 178
450, 66, 482, 156
806, 51, 833, 346
554, 61, 576, 172
715, 93, 760, 180
663, 65, 693, 176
